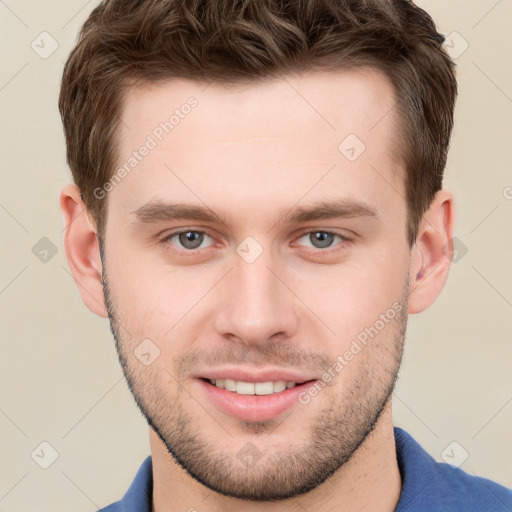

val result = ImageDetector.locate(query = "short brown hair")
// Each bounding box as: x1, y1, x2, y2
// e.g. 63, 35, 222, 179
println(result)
59, 0, 457, 246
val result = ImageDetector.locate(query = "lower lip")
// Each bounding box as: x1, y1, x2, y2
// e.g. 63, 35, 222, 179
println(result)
197, 379, 318, 422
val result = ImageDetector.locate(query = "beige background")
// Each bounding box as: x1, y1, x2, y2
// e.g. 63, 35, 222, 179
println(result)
1, 0, 511, 510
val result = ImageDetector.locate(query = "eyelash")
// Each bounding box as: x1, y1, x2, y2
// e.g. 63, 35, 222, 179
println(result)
160, 229, 352, 257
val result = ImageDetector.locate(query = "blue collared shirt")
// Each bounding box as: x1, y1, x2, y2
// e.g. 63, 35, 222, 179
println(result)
99, 427, 512, 511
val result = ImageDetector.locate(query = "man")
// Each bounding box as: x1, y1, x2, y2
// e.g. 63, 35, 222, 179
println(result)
58, 0, 512, 510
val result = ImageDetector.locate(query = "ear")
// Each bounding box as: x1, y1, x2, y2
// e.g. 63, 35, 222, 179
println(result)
59, 183, 107, 318
408, 189, 455, 314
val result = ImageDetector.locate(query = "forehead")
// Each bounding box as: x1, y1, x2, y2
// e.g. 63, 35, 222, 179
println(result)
120, 67, 397, 148
109, 68, 404, 229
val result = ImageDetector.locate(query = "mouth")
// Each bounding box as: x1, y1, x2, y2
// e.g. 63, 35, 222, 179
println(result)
202, 378, 312, 395
197, 377, 318, 422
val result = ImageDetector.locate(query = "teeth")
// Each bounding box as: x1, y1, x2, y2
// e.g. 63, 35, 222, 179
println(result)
211, 379, 298, 395
236, 381, 255, 395
273, 381, 287, 393
254, 382, 273, 395
224, 379, 236, 392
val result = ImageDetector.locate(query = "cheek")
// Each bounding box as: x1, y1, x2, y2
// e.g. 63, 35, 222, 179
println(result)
107, 253, 218, 343
291, 251, 408, 338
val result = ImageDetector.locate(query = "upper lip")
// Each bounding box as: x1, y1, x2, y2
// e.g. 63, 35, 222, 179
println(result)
195, 367, 318, 384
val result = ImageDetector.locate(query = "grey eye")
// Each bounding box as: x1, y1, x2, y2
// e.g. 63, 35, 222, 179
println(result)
309, 231, 336, 249
178, 231, 206, 249
298, 231, 344, 250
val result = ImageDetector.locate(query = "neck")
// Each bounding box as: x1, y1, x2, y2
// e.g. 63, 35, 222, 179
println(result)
150, 403, 401, 512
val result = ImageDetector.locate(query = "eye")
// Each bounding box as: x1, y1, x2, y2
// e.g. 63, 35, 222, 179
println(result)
163, 230, 215, 251
296, 230, 349, 250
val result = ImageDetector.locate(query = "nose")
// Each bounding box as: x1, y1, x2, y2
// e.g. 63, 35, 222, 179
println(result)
214, 247, 300, 347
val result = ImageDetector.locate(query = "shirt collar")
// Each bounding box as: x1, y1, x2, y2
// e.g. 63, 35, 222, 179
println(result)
393, 426, 439, 510
118, 455, 152, 512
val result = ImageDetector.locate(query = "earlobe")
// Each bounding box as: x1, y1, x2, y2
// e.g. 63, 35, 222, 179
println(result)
408, 189, 455, 314
59, 184, 108, 318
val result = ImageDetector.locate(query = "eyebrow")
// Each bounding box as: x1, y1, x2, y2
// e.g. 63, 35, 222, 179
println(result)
278, 199, 379, 226
130, 198, 380, 228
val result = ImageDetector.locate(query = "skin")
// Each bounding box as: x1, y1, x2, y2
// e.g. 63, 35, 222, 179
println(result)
60, 68, 454, 512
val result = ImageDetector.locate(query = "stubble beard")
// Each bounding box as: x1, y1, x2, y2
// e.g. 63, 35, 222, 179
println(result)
102, 264, 409, 501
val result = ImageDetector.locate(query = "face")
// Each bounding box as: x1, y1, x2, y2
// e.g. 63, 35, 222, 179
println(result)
101, 69, 412, 500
